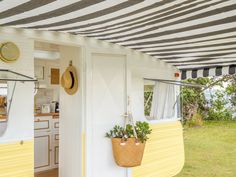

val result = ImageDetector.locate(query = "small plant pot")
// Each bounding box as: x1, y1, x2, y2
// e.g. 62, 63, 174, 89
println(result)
111, 137, 146, 167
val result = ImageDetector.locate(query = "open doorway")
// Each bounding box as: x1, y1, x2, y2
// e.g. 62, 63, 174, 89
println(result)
34, 41, 60, 177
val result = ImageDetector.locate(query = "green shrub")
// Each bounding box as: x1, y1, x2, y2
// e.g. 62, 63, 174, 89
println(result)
205, 90, 233, 121
206, 108, 233, 121
186, 113, 203, 127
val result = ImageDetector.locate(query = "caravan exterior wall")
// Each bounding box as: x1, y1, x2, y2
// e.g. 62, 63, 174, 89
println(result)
0, 30, 34, 176
0, 27, 184, 177
0, 27, 85, 177
129, 60, 184, 177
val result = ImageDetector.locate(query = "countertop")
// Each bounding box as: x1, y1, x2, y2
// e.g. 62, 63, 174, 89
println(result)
35, 112, 59, 118
0, 113, 59, 122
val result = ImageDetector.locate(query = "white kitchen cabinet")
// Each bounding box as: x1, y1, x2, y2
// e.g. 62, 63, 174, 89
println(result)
34, 116, 59, 172
34, 132, 51, 171
52, 118, 59, 131
54, 145, 59, 166
34, 116, 51, 131
52, 132, 59, 168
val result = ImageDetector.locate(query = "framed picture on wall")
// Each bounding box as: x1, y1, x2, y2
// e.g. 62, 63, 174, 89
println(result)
35, 65, 44, 80
51, 68, 60, 85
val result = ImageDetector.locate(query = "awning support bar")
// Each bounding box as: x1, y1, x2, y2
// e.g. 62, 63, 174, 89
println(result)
144, 78, 206, 88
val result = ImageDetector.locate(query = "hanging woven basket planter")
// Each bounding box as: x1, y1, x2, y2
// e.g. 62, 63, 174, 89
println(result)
106, 110, 152, 168
112, 137, 146, 167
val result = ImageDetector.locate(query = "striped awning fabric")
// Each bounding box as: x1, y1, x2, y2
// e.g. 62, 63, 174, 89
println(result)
181, 65, 236, 80
1, 0, 236, 75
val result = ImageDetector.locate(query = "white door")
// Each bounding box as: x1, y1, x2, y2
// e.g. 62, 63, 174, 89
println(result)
89, 53, 127, 177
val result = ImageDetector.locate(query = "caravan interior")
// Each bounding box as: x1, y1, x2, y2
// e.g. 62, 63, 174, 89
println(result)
34, 42, 61, 176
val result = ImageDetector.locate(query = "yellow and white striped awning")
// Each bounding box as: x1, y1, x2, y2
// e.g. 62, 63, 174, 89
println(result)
1, 0, 236, 77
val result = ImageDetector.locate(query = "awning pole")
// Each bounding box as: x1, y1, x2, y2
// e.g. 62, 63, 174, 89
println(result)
144, 78, 206, 88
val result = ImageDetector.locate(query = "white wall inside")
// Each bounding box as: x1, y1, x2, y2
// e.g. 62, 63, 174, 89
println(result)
34, 58, 60, 110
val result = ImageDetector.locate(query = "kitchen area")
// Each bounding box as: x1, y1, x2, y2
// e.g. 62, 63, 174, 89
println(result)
34, 42, 60, 176
0, 81, 7, 136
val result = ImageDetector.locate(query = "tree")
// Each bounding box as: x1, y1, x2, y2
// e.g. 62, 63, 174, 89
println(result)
181, 74, 236, 123
207, 90, 232, 121
181, 77, 211, 122
225, 75, 236, 108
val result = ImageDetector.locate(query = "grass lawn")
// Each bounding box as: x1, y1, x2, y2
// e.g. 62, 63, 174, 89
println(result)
176, 121, 236, 177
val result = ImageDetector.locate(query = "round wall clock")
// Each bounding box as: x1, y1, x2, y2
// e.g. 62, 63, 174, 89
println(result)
0, 42, 20, 63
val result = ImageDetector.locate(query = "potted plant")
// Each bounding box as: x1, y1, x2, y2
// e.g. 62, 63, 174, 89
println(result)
106, 121, 152, 167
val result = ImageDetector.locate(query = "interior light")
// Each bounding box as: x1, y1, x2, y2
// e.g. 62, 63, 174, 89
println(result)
34, 50, 60, 60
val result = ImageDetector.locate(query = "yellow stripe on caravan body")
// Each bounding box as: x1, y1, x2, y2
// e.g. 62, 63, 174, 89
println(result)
82, 133, 85, 177
0, 140, 34, 177
132, 121, 184, 177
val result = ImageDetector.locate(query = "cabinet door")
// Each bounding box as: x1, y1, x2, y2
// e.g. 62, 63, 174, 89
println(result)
52, 119, 59, 131
34, 133, 51, 171
52, 133, 59, 168
54, 145, 59, 165
34, 116, 51, 132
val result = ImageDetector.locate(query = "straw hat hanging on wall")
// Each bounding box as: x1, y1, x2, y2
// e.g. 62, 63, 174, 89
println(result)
61, 61, 78, 95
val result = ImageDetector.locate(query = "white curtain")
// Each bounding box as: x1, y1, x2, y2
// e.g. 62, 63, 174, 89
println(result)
150, 82, 176, 120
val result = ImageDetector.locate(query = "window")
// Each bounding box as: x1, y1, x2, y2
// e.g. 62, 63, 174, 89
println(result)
144, 79, 179, 120
144, 80, 155, 120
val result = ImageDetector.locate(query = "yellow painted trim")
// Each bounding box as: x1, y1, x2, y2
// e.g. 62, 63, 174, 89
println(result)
82, 133, 85, 177
132, 121, 185, 177
0, 140, 34, 177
